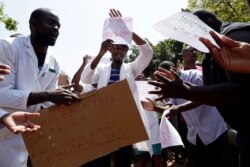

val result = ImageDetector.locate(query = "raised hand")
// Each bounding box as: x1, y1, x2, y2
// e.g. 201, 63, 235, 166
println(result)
2, 112, 40, 133
83, 54, 91, 64
109, 8, 122, 18
200, 31, 250, 73
141, 98, 155, 111
99, 39, 114, 56
148, 69, 188, 101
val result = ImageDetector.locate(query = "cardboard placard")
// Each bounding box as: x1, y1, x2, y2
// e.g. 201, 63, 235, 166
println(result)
22, 80, 148, 167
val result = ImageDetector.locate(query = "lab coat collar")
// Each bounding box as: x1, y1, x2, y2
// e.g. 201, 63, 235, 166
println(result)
24, 36, 54, 77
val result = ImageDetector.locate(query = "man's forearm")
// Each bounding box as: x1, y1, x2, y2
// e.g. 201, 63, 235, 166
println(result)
176, 101, 201, 112
27, 92, 50, 106
183, 83, 247, 106
132, 32, 146, 45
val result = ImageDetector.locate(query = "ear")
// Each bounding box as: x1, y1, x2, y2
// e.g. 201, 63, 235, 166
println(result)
30, 19, 37, 31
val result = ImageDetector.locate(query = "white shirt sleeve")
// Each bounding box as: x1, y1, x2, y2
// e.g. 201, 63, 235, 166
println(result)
130, 42, 153, 78
0, 39, 30, 110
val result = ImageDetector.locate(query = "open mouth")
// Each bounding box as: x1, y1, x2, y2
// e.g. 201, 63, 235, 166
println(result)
49, 31, 59, 39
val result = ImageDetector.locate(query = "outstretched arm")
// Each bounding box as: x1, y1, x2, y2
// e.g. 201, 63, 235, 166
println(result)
148, 70, 247, 106
1, 112, 40, 133
165, 101, 201, 118
141, 97, 172, 114
71, 55, 91, 93
27, 87, 80, 106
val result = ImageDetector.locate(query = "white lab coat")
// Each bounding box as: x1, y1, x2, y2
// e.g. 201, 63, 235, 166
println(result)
171, 70, 227, 145
0, 36, 60, 167
81, 42, 153, 153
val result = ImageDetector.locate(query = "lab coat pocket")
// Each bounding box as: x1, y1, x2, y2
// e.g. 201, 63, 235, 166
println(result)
39, 71, 57, 89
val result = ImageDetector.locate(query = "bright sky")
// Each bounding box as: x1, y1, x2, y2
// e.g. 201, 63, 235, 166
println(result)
0, 0, 188, 78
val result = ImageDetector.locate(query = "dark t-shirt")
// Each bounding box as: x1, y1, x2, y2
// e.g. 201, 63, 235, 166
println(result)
202, 22, 250, 133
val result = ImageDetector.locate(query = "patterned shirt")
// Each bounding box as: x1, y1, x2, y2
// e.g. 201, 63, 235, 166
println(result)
108, 65, 120, 85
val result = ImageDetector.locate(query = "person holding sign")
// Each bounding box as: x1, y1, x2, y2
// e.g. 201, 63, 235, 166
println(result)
0, 8, 80, 167
81, 8, 153, 167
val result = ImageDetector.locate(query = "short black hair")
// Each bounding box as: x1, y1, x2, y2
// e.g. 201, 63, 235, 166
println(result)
29, 8, 52, 24
192, 9, 218, 23
159, 61, 175, 71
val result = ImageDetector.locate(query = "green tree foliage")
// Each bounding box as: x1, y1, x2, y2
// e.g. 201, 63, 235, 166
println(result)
188, 0, 250, 22
125, 39, 184, 78
0, 3, 18, 31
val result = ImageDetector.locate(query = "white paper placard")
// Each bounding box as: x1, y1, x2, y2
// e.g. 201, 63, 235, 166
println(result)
153, 11, 220, 53
102, 17, 133, 45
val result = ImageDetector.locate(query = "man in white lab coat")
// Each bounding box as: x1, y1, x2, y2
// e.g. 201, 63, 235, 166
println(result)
81, 9, 153, 167
0, 8, 79, 167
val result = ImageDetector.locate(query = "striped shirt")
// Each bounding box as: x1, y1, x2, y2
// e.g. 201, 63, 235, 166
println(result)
108, 66, 120, 85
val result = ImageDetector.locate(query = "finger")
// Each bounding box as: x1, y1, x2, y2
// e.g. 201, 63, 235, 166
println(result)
61, 84, 75, 90
0, 76, 4, 81
116, 10, 122, 17
157, 67, 169, 73
154, 73, 171, 83
64, 96, 73, 104
170, 68, 180, 79
0, 69, 10, 75
112, 9, 120, 17
170, 66, 178, 74
199, 37, 218, 53
220, 35, 239, 47
147, 80, 164, 87
154, 96, 165, 102
0, 64, 11, 70
209, 31, 224, 47
156, 70, 173, 80
148, 90, 162, 95
145, 97, 153, 103
70, 94, 81, 101
24, 112, 40, 119
12, 127, 25, 133
109, 9, 116, 17
26, 124, 40, 132
154, 71, 168, 77
140, 100, 146, 104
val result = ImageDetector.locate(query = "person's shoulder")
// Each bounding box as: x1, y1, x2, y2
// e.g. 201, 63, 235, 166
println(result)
0, 36, 27, 51
221, 22, 250, 35
181, 69, 202, 80
0, 36, 15, 45
182, 69, 202, 75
